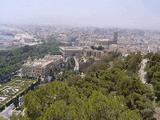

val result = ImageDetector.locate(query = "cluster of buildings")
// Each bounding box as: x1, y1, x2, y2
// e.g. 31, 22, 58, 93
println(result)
2, 25, 160, 53
60, 32, 118, 57
60, 46, 106, 60
15, 25, 160, 81
14, 33, 42, 46
21, 44, 112, 81
21, 55, 64, 81
0, 26, 42, 50
20, 31, 118, 81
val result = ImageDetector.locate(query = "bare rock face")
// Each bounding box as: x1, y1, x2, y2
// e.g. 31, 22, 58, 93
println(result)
154, 107, 160, 120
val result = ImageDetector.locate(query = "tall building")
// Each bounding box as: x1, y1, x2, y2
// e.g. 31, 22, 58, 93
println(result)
113, 32, 118, 44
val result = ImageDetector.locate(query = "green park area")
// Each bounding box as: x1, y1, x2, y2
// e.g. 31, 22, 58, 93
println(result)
0, 77, 36, 108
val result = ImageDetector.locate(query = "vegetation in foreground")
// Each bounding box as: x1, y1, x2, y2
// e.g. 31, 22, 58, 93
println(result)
146, 53, 160, 102
11, 52, 156, 120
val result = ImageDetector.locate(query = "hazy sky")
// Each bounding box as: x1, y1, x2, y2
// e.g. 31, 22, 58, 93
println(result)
1, 0, 160, 30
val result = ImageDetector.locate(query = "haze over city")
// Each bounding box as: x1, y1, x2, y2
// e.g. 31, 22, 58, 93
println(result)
1, 0, 160, 30
1, 0, 160, 120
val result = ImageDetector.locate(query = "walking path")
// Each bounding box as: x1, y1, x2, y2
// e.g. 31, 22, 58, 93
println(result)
139, 59, 148, 84
73, 56, 79, 71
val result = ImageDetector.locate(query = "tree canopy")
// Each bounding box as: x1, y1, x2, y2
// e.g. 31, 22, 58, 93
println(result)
11, 52, 155, 120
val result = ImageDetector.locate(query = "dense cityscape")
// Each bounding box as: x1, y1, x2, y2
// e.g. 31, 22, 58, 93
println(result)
1, 25, 160, 54
0, 24, 159, 120
1, 0, 160, 120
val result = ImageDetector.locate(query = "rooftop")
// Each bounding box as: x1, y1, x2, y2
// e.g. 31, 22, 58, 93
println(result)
60, 46, 83, 51
96, 39, 110, 42
23, 55, 63, 68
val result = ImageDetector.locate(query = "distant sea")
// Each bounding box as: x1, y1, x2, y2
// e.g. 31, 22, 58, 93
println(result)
0, 34, 14, 41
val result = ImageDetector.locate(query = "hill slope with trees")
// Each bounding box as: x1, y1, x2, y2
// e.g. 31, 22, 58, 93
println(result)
11, 52, 155, 120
